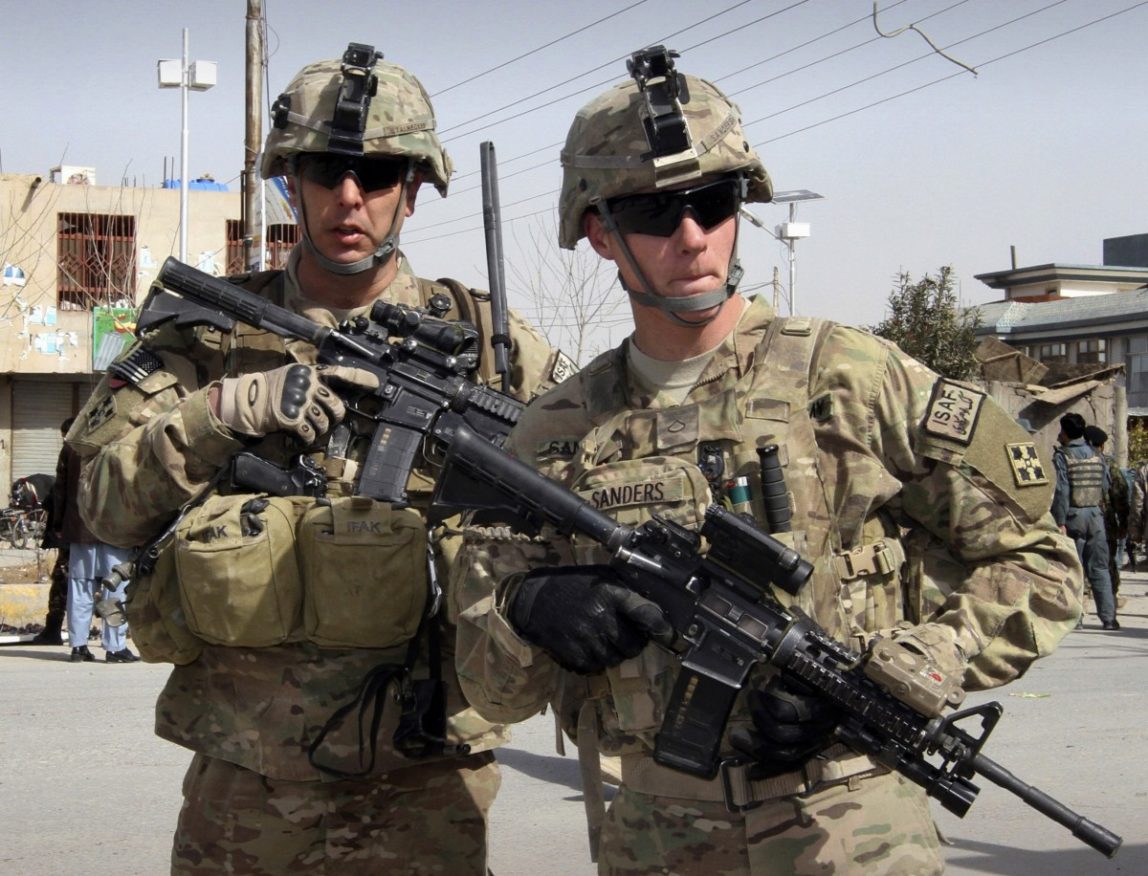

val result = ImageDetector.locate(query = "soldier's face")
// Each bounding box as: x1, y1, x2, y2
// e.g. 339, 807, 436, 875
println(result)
288, 161, 421, 266
585, 205, 737, 310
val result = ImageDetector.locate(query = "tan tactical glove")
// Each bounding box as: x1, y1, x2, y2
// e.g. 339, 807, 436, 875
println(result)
218, 363, 379, 443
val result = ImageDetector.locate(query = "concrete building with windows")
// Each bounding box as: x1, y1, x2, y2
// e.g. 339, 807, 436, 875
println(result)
972, 234, 1148, 416
0, 170, 297, 487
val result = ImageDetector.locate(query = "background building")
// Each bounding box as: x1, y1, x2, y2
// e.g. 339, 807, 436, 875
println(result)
0, 170, 297, 488
973, 234, 1148, 421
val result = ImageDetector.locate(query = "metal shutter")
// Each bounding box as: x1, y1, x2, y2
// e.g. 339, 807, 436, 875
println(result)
11, 379, 76, 480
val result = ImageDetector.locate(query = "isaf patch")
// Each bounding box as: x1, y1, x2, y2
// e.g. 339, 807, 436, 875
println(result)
1007, 442, 1049, 487
924, 380, 985, 446
550, 350, 577, 385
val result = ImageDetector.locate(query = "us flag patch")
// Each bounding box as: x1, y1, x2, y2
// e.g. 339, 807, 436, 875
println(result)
1007, 442, 1048, 487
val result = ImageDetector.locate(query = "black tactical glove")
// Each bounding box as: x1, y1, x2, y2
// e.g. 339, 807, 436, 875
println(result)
507, 565, 674, 675
730, 676, 841, 779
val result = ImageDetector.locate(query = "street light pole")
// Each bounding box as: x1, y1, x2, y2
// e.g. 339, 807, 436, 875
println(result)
771, 190, 824, 316
158, 31, 216, 265
179, 28, 190, 263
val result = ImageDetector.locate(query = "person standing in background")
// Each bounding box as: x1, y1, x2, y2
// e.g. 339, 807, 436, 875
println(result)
54, 418, 139, 662
31, 419, 72, 646
1053, 414, 1118, 630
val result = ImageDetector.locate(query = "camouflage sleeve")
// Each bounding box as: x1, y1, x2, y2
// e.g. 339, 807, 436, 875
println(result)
825, 330, 1082, 691
66, 338, 243, 548
451, 399, 582, 723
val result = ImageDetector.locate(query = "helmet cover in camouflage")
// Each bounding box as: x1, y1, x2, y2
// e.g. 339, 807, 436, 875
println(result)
262, 50, 453, 196
558, 74, 772, 249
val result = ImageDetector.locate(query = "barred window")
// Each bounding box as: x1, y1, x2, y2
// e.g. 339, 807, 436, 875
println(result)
56, 212, 137, 310
226, 220, 299, 274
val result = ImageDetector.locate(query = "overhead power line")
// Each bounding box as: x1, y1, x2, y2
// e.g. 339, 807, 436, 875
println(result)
430, 0, 651, 98
753, 0, 1140, 144
437, 0, 766, 138
406, 1, 1148, 248
742, 0, 1073, 127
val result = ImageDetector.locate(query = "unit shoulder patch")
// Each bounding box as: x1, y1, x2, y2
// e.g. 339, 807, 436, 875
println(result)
923, 379, 985, 446
1006, 442, 1049, 487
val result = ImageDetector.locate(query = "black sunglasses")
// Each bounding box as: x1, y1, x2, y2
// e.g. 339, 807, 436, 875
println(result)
606, 179, 741, 237
295, 154, 407, 192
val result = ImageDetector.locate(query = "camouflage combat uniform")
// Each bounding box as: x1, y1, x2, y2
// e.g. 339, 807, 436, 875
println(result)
454, 295, 1083, 875
69, 252, 565, 875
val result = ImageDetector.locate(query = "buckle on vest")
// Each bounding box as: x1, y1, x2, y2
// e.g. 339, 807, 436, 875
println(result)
833, 541, 897, 581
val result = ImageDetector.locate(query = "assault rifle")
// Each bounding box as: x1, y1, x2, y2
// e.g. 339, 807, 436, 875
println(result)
141, 256, 523, 506
429, 422, 1123, 858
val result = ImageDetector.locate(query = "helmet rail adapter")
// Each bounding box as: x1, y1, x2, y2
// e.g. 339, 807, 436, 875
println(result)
262, 43, 453, 276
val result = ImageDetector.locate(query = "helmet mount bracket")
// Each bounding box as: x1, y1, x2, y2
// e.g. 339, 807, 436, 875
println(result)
627, 46, 699, 186
327, 42, 382, 156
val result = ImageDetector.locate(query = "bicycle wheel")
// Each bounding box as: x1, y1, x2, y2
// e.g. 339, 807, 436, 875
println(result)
8, 513, 29, 550
0, 511, 19, 549
22, 508, 47, 548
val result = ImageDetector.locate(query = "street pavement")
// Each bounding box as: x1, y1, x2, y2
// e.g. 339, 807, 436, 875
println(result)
1, 577, 1145, 875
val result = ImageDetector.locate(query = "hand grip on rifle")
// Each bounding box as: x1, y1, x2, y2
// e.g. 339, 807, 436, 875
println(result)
217, 363, 379, 443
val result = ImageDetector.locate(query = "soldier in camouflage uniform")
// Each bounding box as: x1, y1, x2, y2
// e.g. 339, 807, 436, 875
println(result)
67, 44, 568, 875
453, 49, 1083, 875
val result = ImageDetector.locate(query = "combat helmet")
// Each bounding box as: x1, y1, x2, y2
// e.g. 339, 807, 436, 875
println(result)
263, 43, 451, 276
263, 43, 452, 195
558, 49, 771, 250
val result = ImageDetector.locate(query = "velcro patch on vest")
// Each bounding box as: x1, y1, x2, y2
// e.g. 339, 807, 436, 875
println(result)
1006, 442, 1049, 487
536, 437, 580, 461
578, 475, 687, 512
656, 405, 700, 451
923, 380, 985, 446
550, 350, 578, 385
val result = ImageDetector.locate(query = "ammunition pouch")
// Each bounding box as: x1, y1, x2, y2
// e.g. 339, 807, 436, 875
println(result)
128, 493, 430, 657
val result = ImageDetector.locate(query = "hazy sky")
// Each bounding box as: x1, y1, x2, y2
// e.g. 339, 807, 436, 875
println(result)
3, 0, 1146, 353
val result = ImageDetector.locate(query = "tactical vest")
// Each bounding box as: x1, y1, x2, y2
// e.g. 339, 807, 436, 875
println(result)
553, 316, 901, 843
127, 269, 503, 662
555, 317, 907, 753
1065, 454, 1105, 508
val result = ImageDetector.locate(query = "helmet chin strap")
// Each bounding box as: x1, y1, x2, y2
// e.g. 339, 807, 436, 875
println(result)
293, 161, 414, 277
594, 186, 746, 329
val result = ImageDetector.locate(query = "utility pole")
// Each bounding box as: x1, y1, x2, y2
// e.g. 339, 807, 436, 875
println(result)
244, 0, 264, 271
